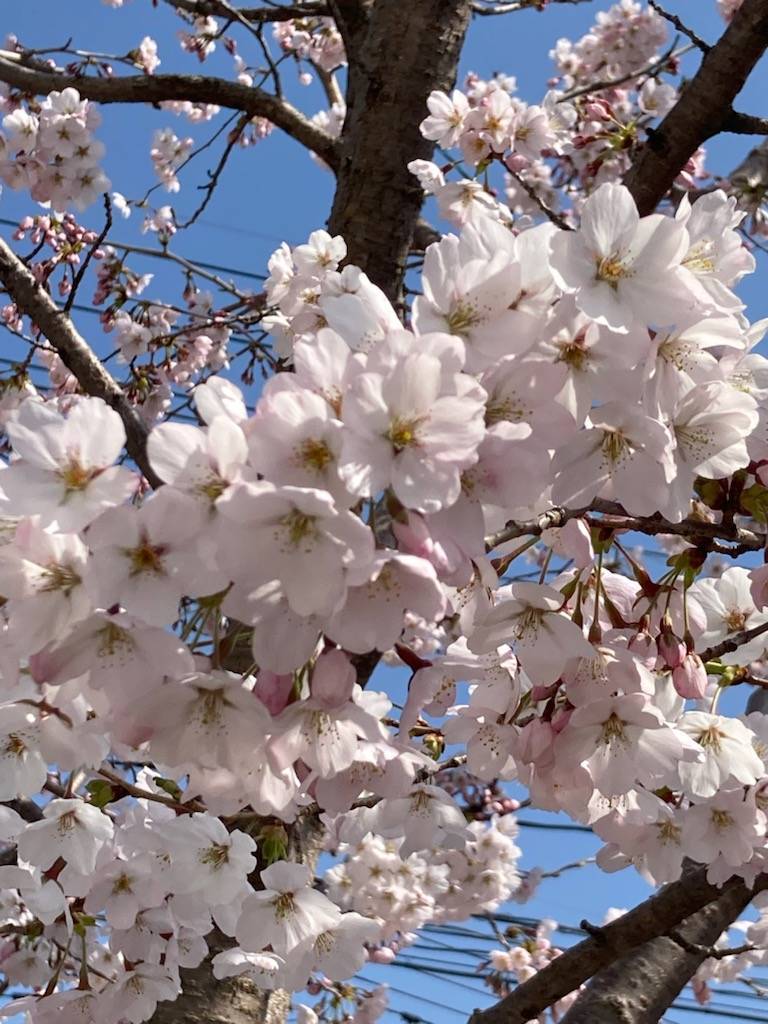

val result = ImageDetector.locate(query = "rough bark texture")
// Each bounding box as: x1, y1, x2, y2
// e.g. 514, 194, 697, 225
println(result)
559, 878, 755, 1024
327, 0, 472, 299
468, 867, 768, 1024
623, 0, 768, 214
148, 930, 291, 1024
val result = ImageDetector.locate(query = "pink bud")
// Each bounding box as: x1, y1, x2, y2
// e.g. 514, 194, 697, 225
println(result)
672, 652, 708, 699
310, 648, 356, 709
504, 153, 529, 173
750, 564, 768, 610
254, 671, 294, 715
369, 947, 396, 964
515, 718, 556, 767
656, 630, 685, 670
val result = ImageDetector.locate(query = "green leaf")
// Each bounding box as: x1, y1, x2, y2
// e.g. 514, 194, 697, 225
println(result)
85, 780, 115, 809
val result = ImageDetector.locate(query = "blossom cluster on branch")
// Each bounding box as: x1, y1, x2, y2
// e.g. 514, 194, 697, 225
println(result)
0, 1, 767, 1023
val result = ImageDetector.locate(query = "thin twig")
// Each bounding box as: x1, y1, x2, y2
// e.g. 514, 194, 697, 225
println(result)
506, 168, 571, 229
648, 0, 711, 53
668, 930, 756, 960
63, 193, 112, 314
178, 113, 250, 229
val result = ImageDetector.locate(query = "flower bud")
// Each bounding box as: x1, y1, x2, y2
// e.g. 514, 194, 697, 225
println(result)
672, 651, 708, 699
310, 648, 355, 709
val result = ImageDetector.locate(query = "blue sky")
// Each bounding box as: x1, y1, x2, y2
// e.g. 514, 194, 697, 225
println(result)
1, 2, 767, 1023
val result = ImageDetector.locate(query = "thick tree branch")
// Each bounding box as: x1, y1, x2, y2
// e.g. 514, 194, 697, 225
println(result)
0, 236, 161, 487
484, 501, 765, 553
164, 0, 329, 22
0, 53, 339, 170
623, 0, 768, 215
328, 0, 472, 300
559, 876, 757, 1024
725, 110, 768, 135
468, 867, 768, 1024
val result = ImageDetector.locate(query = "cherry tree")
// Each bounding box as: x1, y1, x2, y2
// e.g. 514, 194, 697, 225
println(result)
0, 2, 767, 1024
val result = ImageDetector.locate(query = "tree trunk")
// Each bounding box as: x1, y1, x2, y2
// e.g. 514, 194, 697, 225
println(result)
328, 0, 472, 300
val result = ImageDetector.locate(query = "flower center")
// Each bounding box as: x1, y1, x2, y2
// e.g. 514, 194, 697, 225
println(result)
40, 563, 81, 594
279, 509, 318, 548
446, 300, 483, 336
601, 430, 630, 465
199, 842, 230, 869
697, 726, 724, 753
274, 892, 296, 919
600, 712, 627, 744
596, 254, 630, 288
127, 538, 167, 576
58, 459, 98, 495
296, 437, 334, 473
711, 809, 734, 830
724, 608, 748, 632
387, 416, 423, 453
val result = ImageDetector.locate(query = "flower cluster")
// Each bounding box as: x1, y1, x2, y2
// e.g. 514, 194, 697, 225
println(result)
0, 88, 110, 210
1, 3, 768, 1022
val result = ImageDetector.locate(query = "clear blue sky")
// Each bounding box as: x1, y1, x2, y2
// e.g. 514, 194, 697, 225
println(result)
1, 3, 767, 1023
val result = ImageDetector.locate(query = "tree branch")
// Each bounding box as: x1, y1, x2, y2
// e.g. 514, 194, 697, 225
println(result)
470, 0, 594, 14
623, 0, 768, 215
163, 0, 330, 23
559, 874, 758, 1024
699, 619, 768, 662
468, 867, 768, 1024
0, 53, 340, 170
484, 500, 765, 553
0, 235, 162, 488
725, 110, 768, 135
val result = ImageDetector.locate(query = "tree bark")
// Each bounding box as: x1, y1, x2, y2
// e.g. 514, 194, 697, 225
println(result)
559, 878, 755, 1024
148, 930, 292, 1024
467, 867, 768, 1024
327, 0, 472, 300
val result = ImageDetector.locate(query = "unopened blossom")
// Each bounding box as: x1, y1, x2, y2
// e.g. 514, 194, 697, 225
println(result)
549, 182, 695, 332
0, 397, 136, 531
